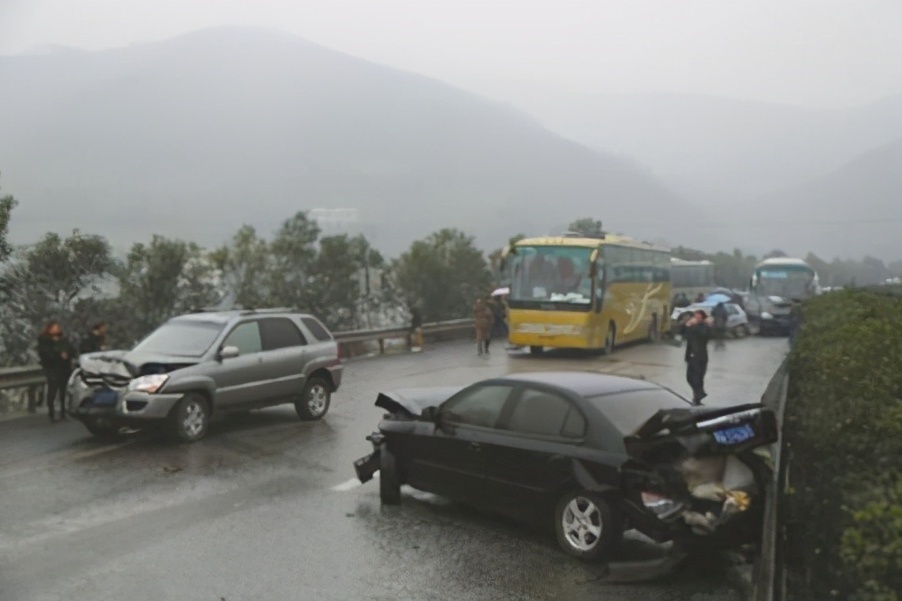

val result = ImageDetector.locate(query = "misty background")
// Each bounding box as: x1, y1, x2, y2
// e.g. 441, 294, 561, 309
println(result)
1, 0, 901, 261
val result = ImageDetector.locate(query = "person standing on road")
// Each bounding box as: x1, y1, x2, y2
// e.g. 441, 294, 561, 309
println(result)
79, 321, 108, 354
711, 302, 728, 349
408, 305, 423, 351
487, 295, 508, 354
681, 310, 712, 404
37, 321, 77, 422
473, 297, 495, 357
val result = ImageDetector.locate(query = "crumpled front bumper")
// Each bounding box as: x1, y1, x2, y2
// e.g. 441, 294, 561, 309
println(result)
353, 432, 384, 483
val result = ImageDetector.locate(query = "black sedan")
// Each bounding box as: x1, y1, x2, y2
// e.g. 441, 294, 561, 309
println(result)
354, 371, 777, 561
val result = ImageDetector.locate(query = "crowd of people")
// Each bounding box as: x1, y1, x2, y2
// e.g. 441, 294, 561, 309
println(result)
34, 321, 108, 422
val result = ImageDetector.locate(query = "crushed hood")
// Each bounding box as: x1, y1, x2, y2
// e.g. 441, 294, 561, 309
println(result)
375, 387, 465, 417
78, 350, 198, 379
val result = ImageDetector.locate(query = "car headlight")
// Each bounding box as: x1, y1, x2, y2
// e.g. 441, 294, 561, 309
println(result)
128, 374, 169, 393
761, 312, 774, 320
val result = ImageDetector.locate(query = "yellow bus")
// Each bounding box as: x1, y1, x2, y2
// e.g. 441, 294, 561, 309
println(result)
501, 233, 671, 355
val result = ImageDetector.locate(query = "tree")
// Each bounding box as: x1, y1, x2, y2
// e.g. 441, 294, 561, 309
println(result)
114, 235, 220, 344
304, 235, 365, 330
264, 211, 321, 311
567, 218, 603, 237
0, 172, 17, 263
0, 230, 113, 365
764, 249, 788, 259
393, 228, 492, 322
209, 225, 272, 309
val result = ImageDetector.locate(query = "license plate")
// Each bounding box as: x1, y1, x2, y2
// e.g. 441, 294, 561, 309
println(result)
92, 389, 118, 406
353, 452, 380, 484
712, 423, 755, 445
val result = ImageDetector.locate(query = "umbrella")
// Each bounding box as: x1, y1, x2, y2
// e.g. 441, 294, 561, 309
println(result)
703, 293, 732, 305
491, 287, 510, 297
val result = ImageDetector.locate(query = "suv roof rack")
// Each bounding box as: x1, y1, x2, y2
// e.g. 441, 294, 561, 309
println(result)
239, 307, 294, 316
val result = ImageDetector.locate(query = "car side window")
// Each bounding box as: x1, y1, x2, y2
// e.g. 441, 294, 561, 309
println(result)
504, 388, 584, 438
260, 318, 307, 350
301, 317, 333, 342
441, 385, 513, 429
223, 322, 263, 355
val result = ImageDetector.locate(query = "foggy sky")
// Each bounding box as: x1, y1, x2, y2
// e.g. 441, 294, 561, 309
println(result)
2, 0, 901, 110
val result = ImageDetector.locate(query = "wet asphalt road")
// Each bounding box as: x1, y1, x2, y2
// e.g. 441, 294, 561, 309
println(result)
0, 336, 788, 601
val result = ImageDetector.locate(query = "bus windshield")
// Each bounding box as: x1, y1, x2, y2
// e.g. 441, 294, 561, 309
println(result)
755, 266, 817, 299
509, 246, 594, 306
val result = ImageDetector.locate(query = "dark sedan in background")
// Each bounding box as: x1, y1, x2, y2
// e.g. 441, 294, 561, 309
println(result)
355, 372, 777, 561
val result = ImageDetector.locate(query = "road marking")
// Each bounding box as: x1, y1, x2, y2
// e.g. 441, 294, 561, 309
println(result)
331, 472, 379, 491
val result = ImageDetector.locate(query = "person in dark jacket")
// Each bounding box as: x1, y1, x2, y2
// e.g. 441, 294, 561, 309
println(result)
681, 310, 712, 404
37, 321, 77, 422
79, 321, 108, 354
486, 295, 508, 353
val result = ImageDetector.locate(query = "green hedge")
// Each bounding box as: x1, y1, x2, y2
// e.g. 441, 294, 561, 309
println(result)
784, 287, 902, 601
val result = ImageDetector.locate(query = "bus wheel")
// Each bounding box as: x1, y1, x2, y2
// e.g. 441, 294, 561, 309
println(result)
604, 325, 616, 355
529, 345, 544, 356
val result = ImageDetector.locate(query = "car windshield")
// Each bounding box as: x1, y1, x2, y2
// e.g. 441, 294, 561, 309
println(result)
756, 266, 816, 299
131, 320, 225, 357
509, 246, 594, 305
594, 389, 692, 435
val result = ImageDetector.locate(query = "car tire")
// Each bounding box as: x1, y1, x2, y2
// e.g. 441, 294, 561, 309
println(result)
554, 490, 623, 561
170, 393, 210, 443
379, 444, 402, 505
734, 324, 750, 338
296, 377, 331, 421
604, 324, 616, 355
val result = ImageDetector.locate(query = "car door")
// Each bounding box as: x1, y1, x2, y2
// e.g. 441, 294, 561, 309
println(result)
399, 383, 515, 505
212, 320, 266, 409
481, 386, 587, 513
258, 317, 308, 402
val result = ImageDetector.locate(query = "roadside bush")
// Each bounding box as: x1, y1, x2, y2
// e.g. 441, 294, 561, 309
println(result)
784, 289, 902, 601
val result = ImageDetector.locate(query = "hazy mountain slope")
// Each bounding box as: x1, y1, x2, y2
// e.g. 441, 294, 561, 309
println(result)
518, 92, 902, 203
736, 137, 902, 259
0, 27, 701, 256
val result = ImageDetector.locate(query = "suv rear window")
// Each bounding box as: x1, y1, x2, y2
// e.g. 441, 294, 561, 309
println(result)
260, 318, 307, 350
301, 317, 333, 342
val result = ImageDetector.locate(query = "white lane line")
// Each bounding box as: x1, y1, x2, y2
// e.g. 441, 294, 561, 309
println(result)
331, 472, 379, 491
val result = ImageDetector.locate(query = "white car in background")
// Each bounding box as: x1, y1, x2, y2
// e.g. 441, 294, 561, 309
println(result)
670, 302, 751, 338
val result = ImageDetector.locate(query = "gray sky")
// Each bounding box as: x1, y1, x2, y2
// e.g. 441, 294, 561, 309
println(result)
1, 0, 901, 110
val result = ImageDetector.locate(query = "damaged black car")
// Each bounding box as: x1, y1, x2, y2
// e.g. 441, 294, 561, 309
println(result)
354, 371, 777, 561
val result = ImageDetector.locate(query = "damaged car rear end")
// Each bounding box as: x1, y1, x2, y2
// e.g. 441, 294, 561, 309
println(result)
354, 371, 777, 561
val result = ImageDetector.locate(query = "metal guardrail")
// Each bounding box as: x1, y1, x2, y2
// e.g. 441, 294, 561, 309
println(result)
753, 355, 790, 601
0, 318, 476, 394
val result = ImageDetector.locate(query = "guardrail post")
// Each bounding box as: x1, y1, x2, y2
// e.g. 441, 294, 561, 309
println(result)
378, 339, 385, 354
27, 385, 37, 413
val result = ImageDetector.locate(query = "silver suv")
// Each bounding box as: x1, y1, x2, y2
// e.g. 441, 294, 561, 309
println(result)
68, 309, 343, 442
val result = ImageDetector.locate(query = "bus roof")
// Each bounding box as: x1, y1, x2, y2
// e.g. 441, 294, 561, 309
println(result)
756, 257, 813, 268
670, 258, 714, 266
513, 234, 669, 252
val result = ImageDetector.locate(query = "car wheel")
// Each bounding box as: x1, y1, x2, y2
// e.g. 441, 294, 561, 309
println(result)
296, 377, 331, 421
554, 490, 623, 561
604, 324, 616, 355
735, 324, 750, 338
171, 393, 210, 442
379, 444, 402, 505
83, 418, 123, 441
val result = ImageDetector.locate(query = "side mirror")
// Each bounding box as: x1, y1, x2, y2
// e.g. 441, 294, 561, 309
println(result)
219, 345, 240, 360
